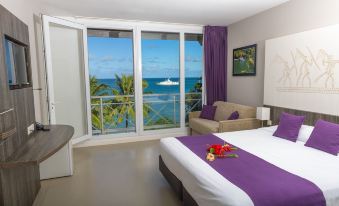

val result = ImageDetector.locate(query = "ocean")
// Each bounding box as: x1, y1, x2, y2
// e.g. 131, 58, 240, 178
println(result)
94, 77, 202, 132
97, 77, 201, 94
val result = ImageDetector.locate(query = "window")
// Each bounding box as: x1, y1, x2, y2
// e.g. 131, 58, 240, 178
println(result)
85, 21, 203, 137
87, 29, 135, 135
185, 34, 203, 124
141, 32, 180, 130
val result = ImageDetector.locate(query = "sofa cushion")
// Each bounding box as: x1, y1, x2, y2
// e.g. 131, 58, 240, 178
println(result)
213, 101, 234, 121
228, 111, 240, 120
200, 105, 217, 120
213, 101, 256, 121
189, 118, 219, 134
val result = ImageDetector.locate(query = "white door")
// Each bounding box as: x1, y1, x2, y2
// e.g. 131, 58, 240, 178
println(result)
43, 15, 91, 140
41, 15, 91, 179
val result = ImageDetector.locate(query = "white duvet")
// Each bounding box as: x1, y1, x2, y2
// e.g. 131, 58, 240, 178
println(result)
160, 127, 339, 206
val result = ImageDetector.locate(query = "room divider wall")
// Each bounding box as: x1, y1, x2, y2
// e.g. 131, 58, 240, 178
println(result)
0, 7, 75, 206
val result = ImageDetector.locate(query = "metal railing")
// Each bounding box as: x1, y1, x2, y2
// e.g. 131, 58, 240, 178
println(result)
91, 93, 202, 135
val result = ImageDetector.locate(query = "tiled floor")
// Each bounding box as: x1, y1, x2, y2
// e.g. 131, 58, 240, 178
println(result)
33, 140, 181, 206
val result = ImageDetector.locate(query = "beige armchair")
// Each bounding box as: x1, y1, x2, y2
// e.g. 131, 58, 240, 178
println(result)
189, 101, 261, 135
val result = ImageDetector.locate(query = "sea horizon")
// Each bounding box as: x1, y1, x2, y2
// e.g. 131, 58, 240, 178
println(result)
97, 77, 202, 94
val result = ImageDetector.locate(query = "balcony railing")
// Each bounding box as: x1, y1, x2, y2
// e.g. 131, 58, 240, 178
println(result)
91, 93, 202, 135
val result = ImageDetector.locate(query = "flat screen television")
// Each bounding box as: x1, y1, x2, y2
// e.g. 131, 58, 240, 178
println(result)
4, 36, 31, 89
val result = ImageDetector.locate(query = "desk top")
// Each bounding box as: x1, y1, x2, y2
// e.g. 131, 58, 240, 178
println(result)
0, 125, 74, 168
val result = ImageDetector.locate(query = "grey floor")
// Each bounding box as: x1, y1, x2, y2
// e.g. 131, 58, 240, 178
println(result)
33, 140, 181, 206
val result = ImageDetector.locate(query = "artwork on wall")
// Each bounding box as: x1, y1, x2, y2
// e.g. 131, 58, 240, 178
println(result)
264, 24, 339, 116
233, 44, 257, 76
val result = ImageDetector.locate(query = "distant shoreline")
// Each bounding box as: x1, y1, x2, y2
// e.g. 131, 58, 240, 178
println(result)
95, 77, 201, 80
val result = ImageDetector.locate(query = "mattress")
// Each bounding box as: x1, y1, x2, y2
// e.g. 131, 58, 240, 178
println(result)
160, 127, 339, 206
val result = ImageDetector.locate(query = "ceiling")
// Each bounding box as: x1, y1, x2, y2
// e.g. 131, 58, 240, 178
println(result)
38, 0, 290, 26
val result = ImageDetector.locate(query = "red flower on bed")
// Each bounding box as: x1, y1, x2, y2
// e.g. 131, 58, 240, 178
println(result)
206, 143, 238, 161
207, 143, 237, 155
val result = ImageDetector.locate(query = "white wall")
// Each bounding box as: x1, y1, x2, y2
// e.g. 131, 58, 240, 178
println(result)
0, 0, 48, 123
3, 0, 339, 123
227, 0, 339, 107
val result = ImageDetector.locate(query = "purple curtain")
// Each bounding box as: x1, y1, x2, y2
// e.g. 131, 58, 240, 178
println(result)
204, 26, 228, 105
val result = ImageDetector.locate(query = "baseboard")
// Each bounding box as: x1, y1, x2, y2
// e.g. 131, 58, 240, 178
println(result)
71, 135, 90, 145
73, 130, 189, 148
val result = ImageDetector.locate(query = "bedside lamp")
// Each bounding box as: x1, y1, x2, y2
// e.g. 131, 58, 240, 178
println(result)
256, 107, 270, 127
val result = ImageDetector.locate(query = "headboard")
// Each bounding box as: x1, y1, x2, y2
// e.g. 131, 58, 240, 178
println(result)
265, 105, 339, 126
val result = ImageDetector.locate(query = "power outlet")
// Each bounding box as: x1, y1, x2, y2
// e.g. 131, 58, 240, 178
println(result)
27, 124, 35, 135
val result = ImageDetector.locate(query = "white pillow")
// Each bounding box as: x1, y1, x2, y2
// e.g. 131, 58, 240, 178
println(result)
260, 125, 278, 133
260, 125, 314, 142
297, 125, 314, 142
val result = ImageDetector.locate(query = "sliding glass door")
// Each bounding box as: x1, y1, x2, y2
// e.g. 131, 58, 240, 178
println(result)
83, 22, 203, 136
184, 34, 203, 124
87, 29, 135, 135
141, 32, 180, 130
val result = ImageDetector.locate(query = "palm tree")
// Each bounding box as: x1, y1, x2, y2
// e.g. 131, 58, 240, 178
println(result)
185, 78, 203, 121
90, 76, 109, 96
90, 76, 109, 131
109, 74, 151, 128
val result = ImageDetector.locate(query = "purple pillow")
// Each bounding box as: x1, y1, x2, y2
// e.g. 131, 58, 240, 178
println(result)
199, 105, 217, 120
273, 112, 305, 142
305, 120, 339, 155
228, 111, 239, 120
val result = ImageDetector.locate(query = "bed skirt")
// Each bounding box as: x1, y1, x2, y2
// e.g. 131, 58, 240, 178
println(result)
159, 155, 198, 206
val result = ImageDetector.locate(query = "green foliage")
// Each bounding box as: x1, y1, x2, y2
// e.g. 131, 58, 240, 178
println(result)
90, 74, 151, 132
145, 116, 174, 126
107, 74, 151, 129
90, 76, 109, 130
185, 78, 203, 122
90, 76, 109, 96
233, 46, 256, 74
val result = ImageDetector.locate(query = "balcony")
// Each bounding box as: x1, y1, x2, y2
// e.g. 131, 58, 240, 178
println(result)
91, 93, 202, 135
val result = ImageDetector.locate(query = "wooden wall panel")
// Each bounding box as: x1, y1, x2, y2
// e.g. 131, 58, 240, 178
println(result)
0, 142, 5, 162
0, 11, 10, 113
0, 3, 34, 159
0, 164, 40, 206
265, 105, 339, 126
0, 4, 38, 206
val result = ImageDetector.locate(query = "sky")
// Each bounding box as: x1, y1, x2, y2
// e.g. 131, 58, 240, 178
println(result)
88, 36, 202, 79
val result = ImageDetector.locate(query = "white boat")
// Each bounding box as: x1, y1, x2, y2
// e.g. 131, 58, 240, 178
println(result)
156, 78, 179, 86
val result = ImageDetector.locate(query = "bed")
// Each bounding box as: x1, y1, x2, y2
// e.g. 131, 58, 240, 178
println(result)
159, 127, 339, 206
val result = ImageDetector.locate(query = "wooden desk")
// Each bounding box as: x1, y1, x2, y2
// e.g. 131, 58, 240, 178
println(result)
0, 125, 74, 206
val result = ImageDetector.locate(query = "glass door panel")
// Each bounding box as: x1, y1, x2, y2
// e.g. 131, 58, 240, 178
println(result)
87, 29, 135, 135
141, 32, 180, 130
184, 34, 203, 124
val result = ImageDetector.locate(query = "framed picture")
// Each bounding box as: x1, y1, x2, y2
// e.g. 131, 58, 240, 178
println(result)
233, 44, 257, 76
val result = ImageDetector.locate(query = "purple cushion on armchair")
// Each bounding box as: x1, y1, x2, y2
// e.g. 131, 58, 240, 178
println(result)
228, 111, 239, 120
273, 112, 305, 142
305, 120, 339, 155
199, 105, 217, 120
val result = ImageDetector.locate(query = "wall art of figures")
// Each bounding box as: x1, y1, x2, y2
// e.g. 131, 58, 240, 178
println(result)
264, 24, 339, 116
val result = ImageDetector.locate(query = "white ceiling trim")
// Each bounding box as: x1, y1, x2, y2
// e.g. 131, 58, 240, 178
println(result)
39, 0, 290, 26
59, 16, 204, 33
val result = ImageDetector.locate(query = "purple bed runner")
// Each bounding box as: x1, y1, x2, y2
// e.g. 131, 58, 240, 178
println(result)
176, 134, 326, 206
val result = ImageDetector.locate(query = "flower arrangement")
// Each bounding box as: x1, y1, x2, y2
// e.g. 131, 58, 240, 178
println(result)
206, 143, 238, 161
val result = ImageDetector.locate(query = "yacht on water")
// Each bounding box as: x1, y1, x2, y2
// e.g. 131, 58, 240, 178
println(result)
156, 78, 179, 86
